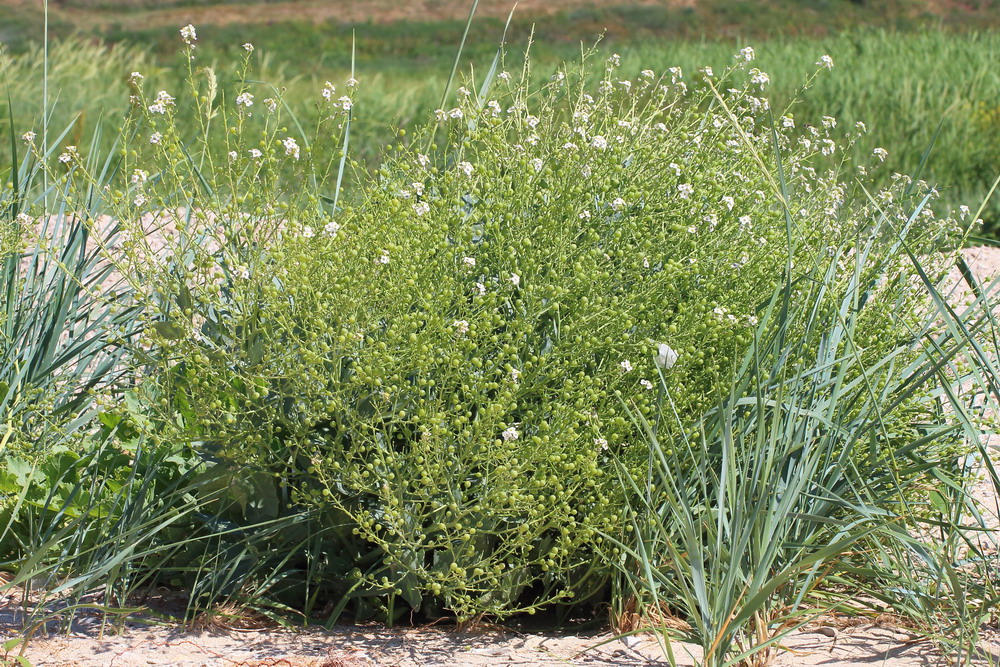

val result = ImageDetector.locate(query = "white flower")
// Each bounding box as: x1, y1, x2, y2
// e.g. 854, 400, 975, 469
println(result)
525, 115, 540, 128
413, 201, 430, 216
855, 121, 867, 133
749, 68, 769, 87
821, 116, 837, 129
133, 194, 147, 207
579, 210, 591, 220
325, 220, 341, 235
417, 153, 430, 167
701, 66, 714, 77
236, 92, 254, 108
149, 90, 175, 114
282, 137, 300, 160
781, 116, 794, 129
235, 266, 251, 280
721, 195, 735, 211
16, 212, 32, 226
339, 96, 353, 111
453, 319, 470, 336
611, 197, 626, 210
128, 71, 144, 83
243, 42, 254, 52
346, 77, 359, 88
249, 148, 263, 159
640, 379, 654, 390
562, 142, 578, 150
130, 169, 148, 184
739, 215, 753, 232
21, 131, 35, 143
821, 139, 836, 156
677, 183, 694, 199
502, 426, 520, 441
263, 98, 277, 112
747, 315, 759, 326
301, 226, 315, 238
448, 108, 463, 119
817, 54, 834, 69
654, 343, 678, 369
738, 46, 755, 62
620, 360, 633, 372
228, 151, 238, 161
462, 257, 476, 268
378, 250, 390, 265
594, 437, 608, 450
497, 71, 511, 81
591, 135, 608, 149
149, 132, 162, 144
179, 24, 197, 44
960, 205, 971, 219
873, 147, 888, 162
608, 53, 621, 66
510, 368, 521, 382
642, 257, 650, 268
475, 282, 486, 296
58, 146, 76, 163
530, 158, 544, 173
322, 82, 335, 100
641, 69, 655, 78
618, 80, 632, 90
458, 161, 474, 177
509, 273, 520, 287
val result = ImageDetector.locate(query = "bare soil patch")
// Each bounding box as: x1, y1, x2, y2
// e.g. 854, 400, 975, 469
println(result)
5, 616, 999, 666
14, 0, 693, 33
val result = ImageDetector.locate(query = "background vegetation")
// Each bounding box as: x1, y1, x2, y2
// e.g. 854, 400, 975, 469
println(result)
2, 0, 1000, 234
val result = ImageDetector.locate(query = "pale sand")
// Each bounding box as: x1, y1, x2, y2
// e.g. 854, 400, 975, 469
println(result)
9, 621, 997, 666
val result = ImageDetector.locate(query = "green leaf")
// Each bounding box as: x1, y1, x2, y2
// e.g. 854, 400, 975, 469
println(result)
150, 321, 185, 340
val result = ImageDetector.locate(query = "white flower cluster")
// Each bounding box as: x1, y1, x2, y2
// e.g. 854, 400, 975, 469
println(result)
179, 24, 197, 45
283, 137, 300, 160
148, 90, 176, 115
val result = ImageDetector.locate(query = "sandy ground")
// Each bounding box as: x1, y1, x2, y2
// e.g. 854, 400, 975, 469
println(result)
4, 247, 1000, 667
8, 620, 998, 667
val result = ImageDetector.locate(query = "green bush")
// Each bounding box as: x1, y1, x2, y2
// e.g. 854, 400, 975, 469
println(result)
43, 35, 972, 623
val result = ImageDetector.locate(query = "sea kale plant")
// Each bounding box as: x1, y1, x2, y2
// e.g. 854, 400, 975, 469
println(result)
47, 29, 973, 623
